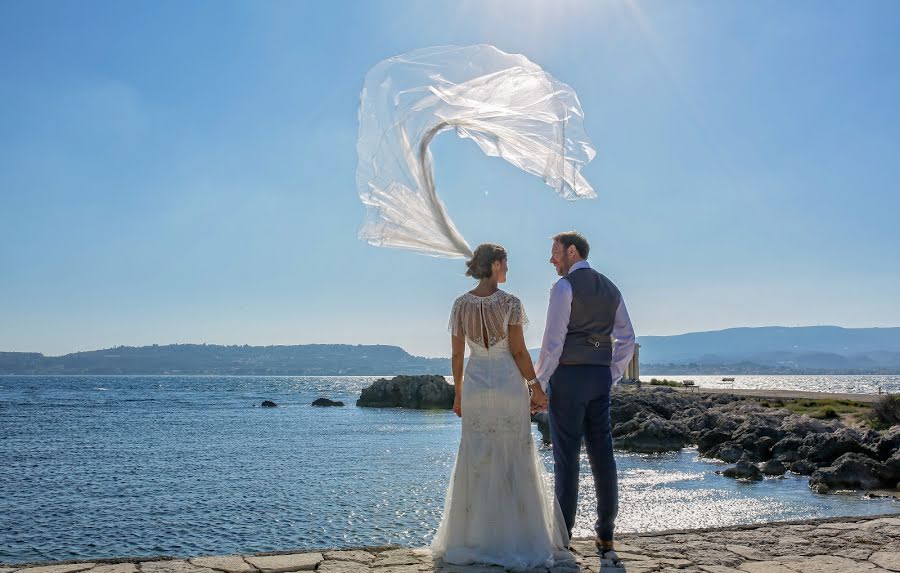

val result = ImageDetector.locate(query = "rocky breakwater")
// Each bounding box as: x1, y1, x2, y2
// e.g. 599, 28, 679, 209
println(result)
611, 387, 900, 494
357, 375, 454, 409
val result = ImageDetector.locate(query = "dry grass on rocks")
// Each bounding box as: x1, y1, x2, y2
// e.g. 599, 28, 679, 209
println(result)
870, 393, 900, 430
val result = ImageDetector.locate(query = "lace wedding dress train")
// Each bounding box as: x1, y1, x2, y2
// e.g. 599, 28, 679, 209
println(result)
431, 291, 570, 568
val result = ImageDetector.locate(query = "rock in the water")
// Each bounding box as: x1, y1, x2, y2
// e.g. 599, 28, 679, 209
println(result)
790, 459, 819, 475
759, 459, 787, 476
797, 427, 873, 466
697, 429, 732, 456
357, 375, 454, 409
613, 412, 691, 453
809, 452, 885, 490
737, 435, 775, 462
771, 435, 804, 463
721, 461, 763, 481
312, 398, 345, 407
261, 400, 278, 408
713, 442, 744, 463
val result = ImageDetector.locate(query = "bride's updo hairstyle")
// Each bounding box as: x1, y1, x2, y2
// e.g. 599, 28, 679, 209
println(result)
465, 243, 507, 279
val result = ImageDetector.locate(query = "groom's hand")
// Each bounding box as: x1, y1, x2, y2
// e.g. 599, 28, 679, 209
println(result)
530, 399, 548, 414
530, 385, 548, 413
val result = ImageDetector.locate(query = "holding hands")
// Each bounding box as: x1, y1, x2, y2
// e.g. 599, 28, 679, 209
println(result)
529, 383, 548, 413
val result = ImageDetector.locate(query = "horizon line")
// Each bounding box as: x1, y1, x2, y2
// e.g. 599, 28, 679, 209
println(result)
4, 323, 900, 358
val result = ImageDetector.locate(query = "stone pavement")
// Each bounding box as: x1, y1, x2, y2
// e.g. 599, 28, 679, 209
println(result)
3, 514, 899, 573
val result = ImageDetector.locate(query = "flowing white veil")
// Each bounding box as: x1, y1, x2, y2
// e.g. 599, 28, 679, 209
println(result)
356, 45, 597, 259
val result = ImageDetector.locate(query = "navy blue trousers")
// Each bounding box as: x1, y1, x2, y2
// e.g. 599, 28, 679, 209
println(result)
548, 364, 618, 542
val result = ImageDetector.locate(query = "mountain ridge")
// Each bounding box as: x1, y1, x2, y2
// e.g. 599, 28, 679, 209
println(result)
2, 326, 900, 375
0, 343, 447, 376
637, 325, 900, 373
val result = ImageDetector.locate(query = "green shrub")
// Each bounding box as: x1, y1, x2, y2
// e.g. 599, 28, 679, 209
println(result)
819, 407, 839, 419
649, 378, 680, 388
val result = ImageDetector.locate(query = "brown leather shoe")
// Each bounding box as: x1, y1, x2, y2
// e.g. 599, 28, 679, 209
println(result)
594, 537, 614, 552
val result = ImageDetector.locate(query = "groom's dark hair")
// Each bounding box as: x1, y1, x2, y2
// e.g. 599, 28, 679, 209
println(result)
553, 231, 589, 259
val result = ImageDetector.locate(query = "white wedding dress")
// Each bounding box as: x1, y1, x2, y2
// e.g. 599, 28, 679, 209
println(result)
431, 290, 571, 568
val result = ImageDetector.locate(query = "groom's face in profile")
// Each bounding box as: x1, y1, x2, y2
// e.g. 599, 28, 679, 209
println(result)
550, 240, 577, 276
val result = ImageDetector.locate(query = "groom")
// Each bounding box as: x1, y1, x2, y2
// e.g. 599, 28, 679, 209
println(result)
529, 231, 635, 556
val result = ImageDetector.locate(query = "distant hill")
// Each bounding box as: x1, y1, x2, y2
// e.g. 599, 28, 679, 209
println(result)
638, 326, 900, 374
0, 344, 450, 376
3, 326, 900, 375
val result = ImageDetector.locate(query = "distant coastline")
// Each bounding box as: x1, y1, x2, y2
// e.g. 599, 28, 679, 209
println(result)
639, 364, 900, 376
2, 325, 900, 376
0, 344, 447, 376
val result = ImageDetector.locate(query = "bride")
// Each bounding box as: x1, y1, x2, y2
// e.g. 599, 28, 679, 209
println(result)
431, 243, 571, 568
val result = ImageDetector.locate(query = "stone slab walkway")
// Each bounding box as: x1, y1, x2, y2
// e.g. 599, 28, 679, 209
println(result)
3, 514, 899, 573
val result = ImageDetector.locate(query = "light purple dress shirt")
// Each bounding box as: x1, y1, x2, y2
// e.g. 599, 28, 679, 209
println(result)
534, 260, 636, 391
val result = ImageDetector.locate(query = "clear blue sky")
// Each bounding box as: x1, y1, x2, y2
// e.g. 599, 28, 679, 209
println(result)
2, 0, 899, 357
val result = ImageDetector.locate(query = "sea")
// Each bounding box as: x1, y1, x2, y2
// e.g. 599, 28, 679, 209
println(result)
1, 374, 898, 565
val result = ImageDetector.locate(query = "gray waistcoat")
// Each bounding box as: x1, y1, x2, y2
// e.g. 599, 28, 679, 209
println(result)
559, 267, 621, 366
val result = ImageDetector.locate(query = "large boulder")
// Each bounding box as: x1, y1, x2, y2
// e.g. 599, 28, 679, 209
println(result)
722, 461, 763, 481
610, 395, 643, 426
613, 412, 691, 453
882, 450, 900, 484
790, 459, 819, 476
683, 411, 716, 434
714, 442, 745, 464
780, 415, 831, 437
759, 459, 787, 476
733, 412, 788, 438
797, 427, 874, 466
771, 435, 804, 463
697, 429, 733, 456
611, 387, 686, 425
735, 435, 776, 462
261, 400, 277, 408
681, 407, 704, 419
357, 375, 454, 409
874, 425, 900, 461
312, 397, 344, 407
809, 453, 886, 491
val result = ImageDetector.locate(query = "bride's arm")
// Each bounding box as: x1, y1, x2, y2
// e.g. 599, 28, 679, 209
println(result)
508, 324, 537, 382
451, 334, 465, 417
510, 324, 549, 409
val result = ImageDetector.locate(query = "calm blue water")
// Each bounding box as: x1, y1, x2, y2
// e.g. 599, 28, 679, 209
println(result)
1, 375, 898, 565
